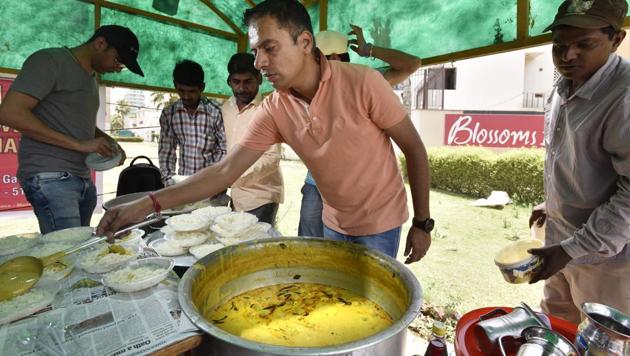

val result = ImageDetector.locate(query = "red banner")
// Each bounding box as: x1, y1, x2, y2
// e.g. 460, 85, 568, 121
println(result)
0, 78, 31, 211
444, 113, 544, 148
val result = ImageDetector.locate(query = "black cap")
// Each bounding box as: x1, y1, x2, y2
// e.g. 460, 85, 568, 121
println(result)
544, 0, 628, 32
93, 25, 144, 76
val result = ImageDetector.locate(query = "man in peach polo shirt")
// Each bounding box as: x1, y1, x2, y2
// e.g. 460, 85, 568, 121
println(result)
222, 53, 283, 225
97, 0, 432, 264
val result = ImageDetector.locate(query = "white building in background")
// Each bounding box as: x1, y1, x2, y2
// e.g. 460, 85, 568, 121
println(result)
412, 32, 630, 149
105, 87, 162, 142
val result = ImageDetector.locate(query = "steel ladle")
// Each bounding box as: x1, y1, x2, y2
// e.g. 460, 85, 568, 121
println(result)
0, 215, 162, 302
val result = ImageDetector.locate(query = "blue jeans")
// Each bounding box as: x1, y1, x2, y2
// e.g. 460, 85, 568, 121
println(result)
298, 183, 323, 237
20, 172, 97, 234
323, 225, 402, 258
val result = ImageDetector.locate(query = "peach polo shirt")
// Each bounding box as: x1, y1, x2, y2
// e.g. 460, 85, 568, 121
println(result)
240, 56, 408, 235
222, 94, 283, 212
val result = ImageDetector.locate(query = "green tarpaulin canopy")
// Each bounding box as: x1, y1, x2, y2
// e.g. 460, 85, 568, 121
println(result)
1, 0, 628, 98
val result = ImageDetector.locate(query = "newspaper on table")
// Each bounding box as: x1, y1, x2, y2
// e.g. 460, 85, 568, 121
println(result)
0, 248, 201, 356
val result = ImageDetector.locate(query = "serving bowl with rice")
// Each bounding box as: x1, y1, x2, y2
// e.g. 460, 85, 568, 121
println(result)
102, 257, 174, 293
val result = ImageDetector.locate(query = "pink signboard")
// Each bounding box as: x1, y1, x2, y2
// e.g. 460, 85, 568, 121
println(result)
444, 113, 544, 148
0, 78, 31, 212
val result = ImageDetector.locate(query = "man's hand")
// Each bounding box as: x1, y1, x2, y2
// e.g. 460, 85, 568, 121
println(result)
76, 137, 115, 157
404, 227, 431, 264
528, 244, 572, 284
348, 24, 371, 57
97, 198, 152, 242
115, 143, 127, 166
529, 202, 546, 228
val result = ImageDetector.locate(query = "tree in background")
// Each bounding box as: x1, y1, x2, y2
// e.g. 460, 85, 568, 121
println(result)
150, 91, 178, 110
110, 99, 130, 135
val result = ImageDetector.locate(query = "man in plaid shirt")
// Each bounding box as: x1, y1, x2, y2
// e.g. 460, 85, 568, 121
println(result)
158, 60, 227, 199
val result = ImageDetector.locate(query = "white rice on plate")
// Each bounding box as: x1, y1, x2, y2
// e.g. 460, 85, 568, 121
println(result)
102, 258, 173, 293
0, 289, 54, 325
77, 244, 137, 274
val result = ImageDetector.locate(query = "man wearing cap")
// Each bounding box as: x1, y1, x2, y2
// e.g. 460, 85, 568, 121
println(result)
0, 25, 144, 234
222, 53, 283, 225
527, 0, 630, 323
298, 25, 422, 237
97, 0, 432, 264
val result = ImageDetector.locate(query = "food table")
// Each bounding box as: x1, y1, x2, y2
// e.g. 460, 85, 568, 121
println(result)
0, 243, 202, 356
0, 204, 283, 356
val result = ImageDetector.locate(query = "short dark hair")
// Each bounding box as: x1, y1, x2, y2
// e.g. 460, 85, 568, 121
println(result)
173, 60, 204, 87
243, 0, 314, 43
326, 53, 350, 63
227, 53, 260, 78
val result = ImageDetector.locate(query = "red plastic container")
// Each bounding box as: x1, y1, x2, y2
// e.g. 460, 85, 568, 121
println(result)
455, 307, 577, 356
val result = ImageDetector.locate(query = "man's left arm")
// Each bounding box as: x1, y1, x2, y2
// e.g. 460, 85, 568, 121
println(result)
384, 116, 431, 264
95, 127, 126, 166
348, 24, 422, 86
530, 100, 630, 283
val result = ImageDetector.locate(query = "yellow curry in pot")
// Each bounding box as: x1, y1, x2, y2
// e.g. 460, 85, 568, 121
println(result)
206, 283, 393, 347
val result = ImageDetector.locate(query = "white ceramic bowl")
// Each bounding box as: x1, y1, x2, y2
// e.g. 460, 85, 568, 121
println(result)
102, 257, 174, 293
494, 239, 543, 284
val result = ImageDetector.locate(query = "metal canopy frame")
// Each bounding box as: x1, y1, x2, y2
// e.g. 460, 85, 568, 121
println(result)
1, 0, 628, 96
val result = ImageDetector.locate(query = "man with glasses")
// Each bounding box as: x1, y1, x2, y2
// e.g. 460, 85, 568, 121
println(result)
0, 25, 144, 233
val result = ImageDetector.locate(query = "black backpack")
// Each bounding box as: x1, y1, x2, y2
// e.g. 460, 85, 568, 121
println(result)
116, 156, 165, 196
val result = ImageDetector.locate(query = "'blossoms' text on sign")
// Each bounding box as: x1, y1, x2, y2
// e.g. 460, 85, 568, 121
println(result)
444, 114, 544, 148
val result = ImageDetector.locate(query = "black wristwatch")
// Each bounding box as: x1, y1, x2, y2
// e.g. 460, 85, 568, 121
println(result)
412, 217, 435, 233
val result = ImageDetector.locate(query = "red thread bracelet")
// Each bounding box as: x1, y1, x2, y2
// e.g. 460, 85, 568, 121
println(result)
148, 192, 162, 214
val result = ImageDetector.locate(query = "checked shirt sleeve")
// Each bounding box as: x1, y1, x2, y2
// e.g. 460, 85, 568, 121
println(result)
158, 107, 177, 185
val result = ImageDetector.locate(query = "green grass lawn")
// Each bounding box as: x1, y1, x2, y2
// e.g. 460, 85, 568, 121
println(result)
405, 190, 543, 314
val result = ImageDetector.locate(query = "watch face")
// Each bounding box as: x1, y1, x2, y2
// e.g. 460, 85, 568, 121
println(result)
425, 219, 435, 232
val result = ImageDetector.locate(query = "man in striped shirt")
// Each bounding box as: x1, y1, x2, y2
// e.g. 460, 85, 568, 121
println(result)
158, 60, 227, 200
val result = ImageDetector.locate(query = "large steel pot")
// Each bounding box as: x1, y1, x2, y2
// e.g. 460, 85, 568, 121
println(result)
178, 238, 423, 355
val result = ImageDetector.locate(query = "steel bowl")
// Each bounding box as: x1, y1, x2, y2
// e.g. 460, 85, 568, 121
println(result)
178, 237, 423, 356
